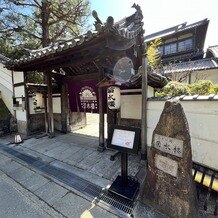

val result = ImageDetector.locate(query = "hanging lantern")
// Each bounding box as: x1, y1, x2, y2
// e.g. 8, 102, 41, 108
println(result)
107, 86, 121, 110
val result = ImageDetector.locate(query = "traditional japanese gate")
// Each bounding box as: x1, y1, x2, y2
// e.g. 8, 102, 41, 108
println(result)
6, 5, 167, 157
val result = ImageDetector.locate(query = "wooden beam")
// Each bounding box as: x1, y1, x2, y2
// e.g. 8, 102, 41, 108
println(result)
24, 71, 30, 135
47, 71, 54, 137
43, 93, 49, 133
141, 52, 148, 160
63, 73, 98, 82
97, 66, 105, 152
61, 83, 68, 133
13, 82, 25, 87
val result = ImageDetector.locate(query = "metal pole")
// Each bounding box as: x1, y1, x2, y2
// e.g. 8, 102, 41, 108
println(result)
121, 152, 128, 187
141, 51, 148, 160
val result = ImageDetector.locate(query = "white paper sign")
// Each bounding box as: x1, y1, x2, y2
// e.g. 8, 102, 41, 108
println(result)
154, 134, 183, 158
155, 154, 178, 177
111, 129, 135, 149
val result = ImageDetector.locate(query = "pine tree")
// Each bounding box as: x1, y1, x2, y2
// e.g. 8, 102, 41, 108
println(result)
0, 0, 91, 59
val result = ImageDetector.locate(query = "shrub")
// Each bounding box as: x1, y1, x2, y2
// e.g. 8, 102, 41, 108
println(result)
155, 80, 218, 97
189, 80, 214, 95
212, 84, 218, 94
155, 81, 190, 97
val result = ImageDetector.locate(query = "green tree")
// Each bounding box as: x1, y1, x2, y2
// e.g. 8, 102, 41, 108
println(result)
0, 0, 91, 58
146, 38, 162, 69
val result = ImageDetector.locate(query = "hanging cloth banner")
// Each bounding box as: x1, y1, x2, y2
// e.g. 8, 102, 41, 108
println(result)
68, 80, 106, 113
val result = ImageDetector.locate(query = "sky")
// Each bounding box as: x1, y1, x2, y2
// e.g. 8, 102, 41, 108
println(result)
89, 0, 218, 50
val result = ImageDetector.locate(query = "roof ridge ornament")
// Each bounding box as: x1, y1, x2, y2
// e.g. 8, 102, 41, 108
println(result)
132, 3, 143, 24
92, 10, 103, 31
106, 16, 114, 30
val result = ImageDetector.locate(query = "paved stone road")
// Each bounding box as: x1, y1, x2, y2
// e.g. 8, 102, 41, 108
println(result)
0, 131, 169, 218
0, 150, 120, 218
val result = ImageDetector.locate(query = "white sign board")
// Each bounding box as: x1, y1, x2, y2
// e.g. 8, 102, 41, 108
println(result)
111, 129, 135, 149
155, 154, 178, 177
154, 134, 183, 158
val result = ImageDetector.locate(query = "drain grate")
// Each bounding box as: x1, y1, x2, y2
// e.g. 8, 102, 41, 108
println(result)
97, 190, 134, 216
0, 145, 134, 216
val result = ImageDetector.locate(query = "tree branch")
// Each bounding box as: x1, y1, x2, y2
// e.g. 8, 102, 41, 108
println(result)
10, 0, 38, 8
17, 12, 41, 25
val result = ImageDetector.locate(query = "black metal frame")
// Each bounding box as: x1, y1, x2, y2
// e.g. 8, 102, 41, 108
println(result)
107, 124, 141, 155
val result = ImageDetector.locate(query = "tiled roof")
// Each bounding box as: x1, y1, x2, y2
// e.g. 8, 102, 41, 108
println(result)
0, 54, 10, 63
148, 94, 218, 101
162, 58, 218, 74
207, 45, 218, 59
6, 4, 144, 69
145, 18, 209, 42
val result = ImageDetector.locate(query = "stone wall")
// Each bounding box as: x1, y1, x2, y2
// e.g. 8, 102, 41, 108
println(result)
29, 113, 45, 133
17, 120, 27, 135
54, 113, 61, 131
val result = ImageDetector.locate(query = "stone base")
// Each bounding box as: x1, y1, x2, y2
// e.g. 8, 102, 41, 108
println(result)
17, 120, 28, 135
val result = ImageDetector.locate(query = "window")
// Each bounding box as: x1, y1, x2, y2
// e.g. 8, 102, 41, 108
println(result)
164, 43, 177, 55
159, 46, 164, 55
178, 38, 193, 52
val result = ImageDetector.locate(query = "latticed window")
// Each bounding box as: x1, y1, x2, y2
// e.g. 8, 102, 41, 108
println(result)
159, 46, 164, 55
178, 38, 193, 52
164, 43, 177, 55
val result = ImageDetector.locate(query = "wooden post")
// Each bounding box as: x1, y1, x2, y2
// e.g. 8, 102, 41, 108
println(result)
141, 52, 148, 160
47, 71, 54, 137
43, 92, 48, 133
24, 71, 30, 135
11, 70, 17, 120
97, 66, 105, 152
61, 83, 68, 133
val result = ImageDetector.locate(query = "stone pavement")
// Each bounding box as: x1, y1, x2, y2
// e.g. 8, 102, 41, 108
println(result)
0, 132, 167, 218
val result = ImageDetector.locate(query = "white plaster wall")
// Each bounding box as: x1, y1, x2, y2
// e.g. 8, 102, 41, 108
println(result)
13, 85, 26, 124
29, 94, 61, 114
0, 64, 12, 90
29, 93, 45, 114
11, 71, 26, 121
13, 71, 24, 83
190, 69, 218, 83
52, 96, 61, 114
16, 110, 27, 121
147, 100, 218, 171
0, 64, 13, 114
14, 85, 26, 121
121, 95, 218, 170
14, 86, 25, 98
121, 94, 141, 119
120, 87, 154, 119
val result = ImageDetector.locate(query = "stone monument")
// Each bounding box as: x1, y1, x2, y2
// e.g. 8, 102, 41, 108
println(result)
143, 100, 198, 217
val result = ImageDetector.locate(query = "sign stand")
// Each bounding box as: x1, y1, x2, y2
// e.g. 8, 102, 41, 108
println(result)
109, 152, 140, 201
107, 125, 141, 201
